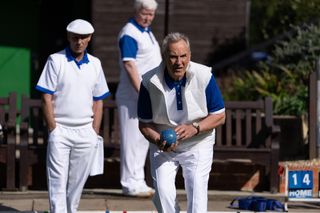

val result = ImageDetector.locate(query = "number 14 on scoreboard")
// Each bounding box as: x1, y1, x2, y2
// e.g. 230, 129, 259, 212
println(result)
289, 171, 313, 189
288, 170, 313, 198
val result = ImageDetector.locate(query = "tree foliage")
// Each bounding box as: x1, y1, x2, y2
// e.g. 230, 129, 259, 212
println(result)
250, 0, 320, 45
226, 24, 320, 116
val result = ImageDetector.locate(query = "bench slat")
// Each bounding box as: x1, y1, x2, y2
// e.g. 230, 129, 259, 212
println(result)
256, 109, 262, 135
226, 110, 232, 146
245, 109, 252, 146
225, 100, 264, 109
235, 110, 242, 146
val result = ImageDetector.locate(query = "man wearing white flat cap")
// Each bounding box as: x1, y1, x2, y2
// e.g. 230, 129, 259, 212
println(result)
36, 19, 110, 213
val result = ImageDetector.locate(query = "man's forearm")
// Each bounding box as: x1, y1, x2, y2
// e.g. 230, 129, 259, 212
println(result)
123, 61, 141, 92
198, 112, 226, 133
42, 93, 56, 131
92, 100, 103, 134
139, 121, 160, 145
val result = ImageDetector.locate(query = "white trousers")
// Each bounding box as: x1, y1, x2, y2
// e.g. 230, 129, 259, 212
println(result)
150, 141, 214, 213
47, 124, 97, 213
117, 100, 150, 191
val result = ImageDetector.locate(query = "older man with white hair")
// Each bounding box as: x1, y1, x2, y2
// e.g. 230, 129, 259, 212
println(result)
36, 19, 110, 213
116, 0, 162, 197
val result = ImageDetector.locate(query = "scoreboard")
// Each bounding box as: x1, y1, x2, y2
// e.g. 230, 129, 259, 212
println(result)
281, 161, 320, 207
288, 170, 313, 198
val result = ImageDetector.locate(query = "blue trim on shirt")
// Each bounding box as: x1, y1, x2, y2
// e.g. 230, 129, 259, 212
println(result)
65, 47, 90, 68
93, 91, 112, 101
164, 71, 186, 89
138, 83, 153, 120
119, 35, 138, 59
164, 71, 186, 110
35, 85, 54, 95
128, 18, 155, 44
205, 75, 225, 112
129, 18, 150, 33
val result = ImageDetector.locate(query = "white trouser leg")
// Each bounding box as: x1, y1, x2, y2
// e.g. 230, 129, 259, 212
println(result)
150, 144, 180, 213
117, 102, 149, 191
47, 126, 70, 213
47, 125, 96, 213
179, 142, 213, 213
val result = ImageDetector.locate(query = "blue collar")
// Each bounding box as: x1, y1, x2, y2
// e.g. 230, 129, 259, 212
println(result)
164, 70, 186, 111
65, 47, 90, 68
164, 70, 186, 90
129, 18, 151, 33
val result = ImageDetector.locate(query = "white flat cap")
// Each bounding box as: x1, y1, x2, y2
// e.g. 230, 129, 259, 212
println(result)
66, 19, 94, 35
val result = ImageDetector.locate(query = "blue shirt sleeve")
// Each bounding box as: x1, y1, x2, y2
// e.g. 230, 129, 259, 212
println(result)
119, 35, 138, 59
206, 75, 225, 113
138, 83, 153, 120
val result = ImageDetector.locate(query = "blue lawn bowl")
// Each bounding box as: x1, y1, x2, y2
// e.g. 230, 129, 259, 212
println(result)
160, 128, 177, 149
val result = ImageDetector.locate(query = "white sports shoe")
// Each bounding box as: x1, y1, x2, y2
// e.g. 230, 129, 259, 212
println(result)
123, 185, 155, 198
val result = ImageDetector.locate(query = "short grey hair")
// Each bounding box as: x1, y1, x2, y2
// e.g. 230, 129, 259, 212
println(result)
162, 32, 191, 56
134, 0, 158, 11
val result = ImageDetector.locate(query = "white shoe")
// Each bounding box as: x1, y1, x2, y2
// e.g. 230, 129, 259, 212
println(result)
123, 186, 155, 198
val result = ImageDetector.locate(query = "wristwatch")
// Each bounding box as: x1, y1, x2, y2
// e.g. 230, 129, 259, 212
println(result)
192, 122, 200, 135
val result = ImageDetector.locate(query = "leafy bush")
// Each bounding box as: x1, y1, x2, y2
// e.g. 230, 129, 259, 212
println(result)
250, 0, 320, 45
225, 24, 320, 116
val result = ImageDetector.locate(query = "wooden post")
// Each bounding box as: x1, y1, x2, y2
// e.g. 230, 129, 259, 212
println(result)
164, 0, 170, 38
309, 71, 317, 159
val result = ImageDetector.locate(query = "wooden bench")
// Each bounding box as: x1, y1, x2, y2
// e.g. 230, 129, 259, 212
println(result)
214, 97, 280, 193
17, 97, 123, 190
100, 100, 121, 160
18, 96, 47, 191
97, 98, 280, 192
0, 92, 17, 190
16, 96, 280, 192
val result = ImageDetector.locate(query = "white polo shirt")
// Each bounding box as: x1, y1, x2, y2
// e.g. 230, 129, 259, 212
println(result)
116, 18, 162, 102
36, 47, 110, 127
